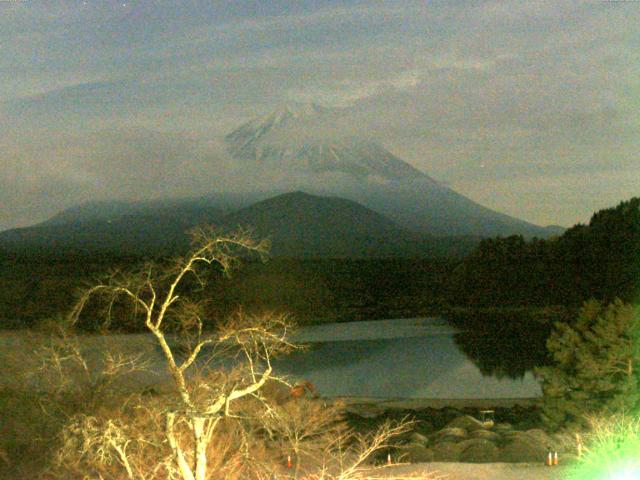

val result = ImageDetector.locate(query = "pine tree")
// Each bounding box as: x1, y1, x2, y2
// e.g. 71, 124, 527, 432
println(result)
536, 299, 640, 429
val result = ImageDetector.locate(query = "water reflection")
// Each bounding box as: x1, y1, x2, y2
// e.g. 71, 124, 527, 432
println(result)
272, 318, 545, 399
453, 326, 550, 379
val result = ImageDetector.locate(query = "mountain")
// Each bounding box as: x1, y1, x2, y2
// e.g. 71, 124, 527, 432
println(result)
220, 191, 478, 258
0, 103, 563, 256
0, 199, 224, 256
225, 103, 327, 160
225, 103, 559, 238
0, 192, 478, 258
41, 197, 226, 226
540, 225, 567, 237
226, 104, 428, 181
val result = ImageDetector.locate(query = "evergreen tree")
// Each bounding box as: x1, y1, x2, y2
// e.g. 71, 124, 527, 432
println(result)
447, 197, 640, 307
536, 299, 640, 429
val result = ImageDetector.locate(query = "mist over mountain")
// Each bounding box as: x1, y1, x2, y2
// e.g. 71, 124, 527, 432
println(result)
41, 197, 225, 226
0, 200, 224, 256
0, 103, 563, 257
224, 103, 558, 238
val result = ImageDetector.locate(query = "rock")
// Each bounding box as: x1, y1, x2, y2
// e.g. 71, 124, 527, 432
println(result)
499, 429, 521, 444
399, 443, 434, 463
408, 432, 429, 446
431, 441, 463, 462
442, 407, 464, 420
445, 415, 486, 432
424, 409, 447, 429
469, 429, 501, 442
414, 419, 435, 436
458, 438, 500, 463
435, 427, 467, 442
499, 432, 548, 463
494, 422, 513, 433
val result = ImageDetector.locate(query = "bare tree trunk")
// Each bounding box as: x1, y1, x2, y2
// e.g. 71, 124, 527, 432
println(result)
166, 412, 196, 480
192, 416, 208, 480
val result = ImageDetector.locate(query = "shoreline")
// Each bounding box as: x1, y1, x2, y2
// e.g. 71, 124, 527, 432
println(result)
327, 396, 539, 411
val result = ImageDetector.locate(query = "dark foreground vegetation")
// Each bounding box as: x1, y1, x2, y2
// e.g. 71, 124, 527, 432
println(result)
448, 197, 640, 307
2, 197, 637, 331
0, 255, 454, 330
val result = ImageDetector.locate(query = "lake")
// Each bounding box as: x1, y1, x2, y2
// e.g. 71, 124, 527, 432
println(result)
0, 317, 543, 400
275, 317, 542, 399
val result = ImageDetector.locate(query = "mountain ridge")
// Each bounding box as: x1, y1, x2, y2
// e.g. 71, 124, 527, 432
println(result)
0, 191, 479, 258
0, 104, 565, 255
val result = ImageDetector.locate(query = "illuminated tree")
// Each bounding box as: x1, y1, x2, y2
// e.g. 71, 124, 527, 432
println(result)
59, 228, 293, 480
41, 228, 418, 480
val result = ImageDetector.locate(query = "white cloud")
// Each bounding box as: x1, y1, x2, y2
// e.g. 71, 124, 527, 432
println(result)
286, 55, 501, 107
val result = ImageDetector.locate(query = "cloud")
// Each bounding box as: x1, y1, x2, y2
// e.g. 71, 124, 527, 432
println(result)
0, 128, 232, 230
285, 51, 512, 107
286, 71, 421, 107
0, 1, 638, 230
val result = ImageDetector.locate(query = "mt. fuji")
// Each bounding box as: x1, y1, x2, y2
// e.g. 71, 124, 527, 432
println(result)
0, 103, 562, 257
224, 103, 559, 238
226, 103, 429, 182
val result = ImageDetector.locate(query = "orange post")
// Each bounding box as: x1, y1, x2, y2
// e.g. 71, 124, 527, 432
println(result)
554, 451, 558, 465
287, 455, 293, 469
547, 451, 553, 466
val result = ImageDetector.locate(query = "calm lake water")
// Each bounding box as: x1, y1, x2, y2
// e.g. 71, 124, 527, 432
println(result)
274, 318, 542, 399
1, 317, 543, 399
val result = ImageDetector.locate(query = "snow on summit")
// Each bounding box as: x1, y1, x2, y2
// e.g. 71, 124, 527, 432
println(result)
225, 103, 433, 182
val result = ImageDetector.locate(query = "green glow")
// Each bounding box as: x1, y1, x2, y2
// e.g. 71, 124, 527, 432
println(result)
568, 416, 640, 480
570, 453, 640, 480
610, 466, 640, 480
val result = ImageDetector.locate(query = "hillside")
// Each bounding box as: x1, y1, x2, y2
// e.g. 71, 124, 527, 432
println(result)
0, 191, 478, 258
448, 197, 640, 306
0, 203, 223, 255
221, 191, 478, 258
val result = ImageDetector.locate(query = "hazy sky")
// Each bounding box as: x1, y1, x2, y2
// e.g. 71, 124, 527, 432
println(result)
1, 0, 638, 231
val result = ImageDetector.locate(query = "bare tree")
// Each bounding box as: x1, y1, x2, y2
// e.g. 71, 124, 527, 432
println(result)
41, 228, 436, 480
60, 228, 303, 480
260, 397, 347, 478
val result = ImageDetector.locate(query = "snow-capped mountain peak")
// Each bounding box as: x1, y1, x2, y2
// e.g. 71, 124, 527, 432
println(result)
225, 102, 327, 152
224, 104, 433, 182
